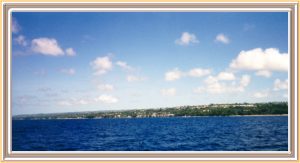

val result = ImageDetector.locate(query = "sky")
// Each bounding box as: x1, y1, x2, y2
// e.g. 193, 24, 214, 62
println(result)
11, 12, 289, 115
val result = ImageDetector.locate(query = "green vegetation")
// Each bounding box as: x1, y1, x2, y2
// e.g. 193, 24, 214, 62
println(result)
13, 102, 288, 120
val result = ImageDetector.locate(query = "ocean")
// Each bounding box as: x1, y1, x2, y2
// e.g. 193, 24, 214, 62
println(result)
12, 116, 288, 151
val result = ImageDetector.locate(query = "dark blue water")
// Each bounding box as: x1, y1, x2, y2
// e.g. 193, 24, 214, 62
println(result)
12, 116, 288, 151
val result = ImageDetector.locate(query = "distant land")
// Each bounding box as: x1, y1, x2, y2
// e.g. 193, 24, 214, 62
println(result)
12, 102, 288, 120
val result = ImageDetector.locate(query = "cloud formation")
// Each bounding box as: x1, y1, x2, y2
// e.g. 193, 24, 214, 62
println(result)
217, 72, 235, 81
230, 48, 288, 73
215, 33, 230, 44
97, 84, 114, 91
12, 17, 20, 34
58, 94, 119, 106
65, 48, 76, 56
253, 91, 268, 98
255, 70, 272, 78
57, 100, 73, 106
127, 75, 145, 82
14, 95, 37, 106
273, 79, 288, 91
194, 74, 251, 94
165, 68, 211, 81
30, 38, 76, 57
161, 88, 176, 96
58, 98, 89, 106
188, 68, 211, 78
15, 35, 27, 47
165, 68, 182, 81
175, 32, 199, 46
31, 38, 65, 56
240, 75, 251, 88
116, 61, 134, 71
95, 95, 118, 104
90, 56, 113, 75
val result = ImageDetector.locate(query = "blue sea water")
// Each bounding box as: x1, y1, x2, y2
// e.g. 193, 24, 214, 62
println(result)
12, 116, 288, 151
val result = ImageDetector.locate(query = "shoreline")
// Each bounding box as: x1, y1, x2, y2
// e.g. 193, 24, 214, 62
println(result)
227, 114, 288, 117
13, 114, 288, 120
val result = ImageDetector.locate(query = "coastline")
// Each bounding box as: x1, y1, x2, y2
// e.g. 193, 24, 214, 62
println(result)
228, 114, 288, 117
12, 102, 288, 120
12, 114, 288, 120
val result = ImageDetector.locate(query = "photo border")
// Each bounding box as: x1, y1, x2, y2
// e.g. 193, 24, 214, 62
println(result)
1, 2, 298, 161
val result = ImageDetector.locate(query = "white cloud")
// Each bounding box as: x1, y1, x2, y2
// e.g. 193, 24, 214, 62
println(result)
230, 48, 288, 73
203, 71, 236, 82
58, 98, 89, 106
58, 94, 120, 106
58, 100, 73, 106
204, 75, 218, 85
255, 70, 272, 78
205, 81, 226, 94
195, 74, 251, 94
253, 91, 268, 98
165, 68, 182, 81
273, 79, 288, 91
97, 84, 114, 91
14, 35, 27, 46
193, 87, 205, 94
65, 48, 76, 56
78, 99, 89, 105
217, 72, 235, 81
165, 67, 210, 81
127, 75, 145, 82
215, 33, 230, 44
90, 56, 112, 75
31, 38, 65, 56
95, 95, 118, 104
116, 61, 134, 71
175, 32, 199, 46
200, 76, 222, 94
116, 61, 145, 82
60, 68, 76, 75
12, 17, 20, 34
14, 95, 37, 105
239, 75, 251, 87
161, 88, 176, 96
188, 68, 211, 78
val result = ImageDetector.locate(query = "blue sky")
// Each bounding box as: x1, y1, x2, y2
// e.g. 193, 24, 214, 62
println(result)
11, 12, 289, 115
